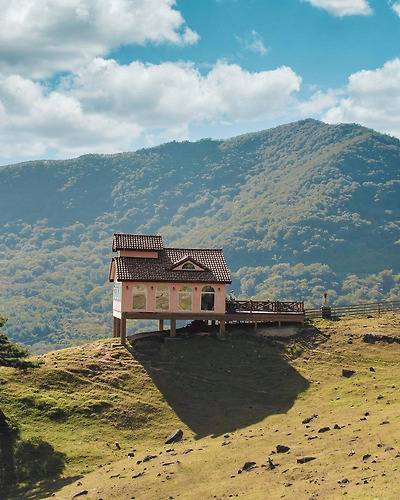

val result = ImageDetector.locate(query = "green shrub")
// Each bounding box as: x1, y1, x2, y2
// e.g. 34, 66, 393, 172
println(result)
14, 438, 66, 483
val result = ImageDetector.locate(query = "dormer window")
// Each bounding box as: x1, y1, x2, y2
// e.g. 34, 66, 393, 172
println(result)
182, 262, 196, 270
171, 256, 208, 272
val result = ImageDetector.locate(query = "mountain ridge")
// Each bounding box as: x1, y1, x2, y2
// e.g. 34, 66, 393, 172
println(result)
0, 119, 399, 350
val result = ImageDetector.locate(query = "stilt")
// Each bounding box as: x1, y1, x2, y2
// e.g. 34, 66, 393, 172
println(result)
254, 321, 258, 330
120, 315, 127, 344
112, 316, 118, 338
159, 319, 164, 332
116, 318, 121, 338
170, 319, 176, 337
219, 320, 226, 338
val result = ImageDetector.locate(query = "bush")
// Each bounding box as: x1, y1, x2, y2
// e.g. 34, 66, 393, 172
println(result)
14, 438, 66, 483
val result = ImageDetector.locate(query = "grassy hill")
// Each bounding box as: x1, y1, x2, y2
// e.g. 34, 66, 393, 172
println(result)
0, 313, 399, 499
0, 119, 399, 350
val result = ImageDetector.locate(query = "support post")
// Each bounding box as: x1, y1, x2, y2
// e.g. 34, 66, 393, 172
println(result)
254, 321, 258, 331
219, 320, 226, 338
120, 314, 127, 344
159, 319, 164, 332
170, 319, 176, 337
116, 318, 121, 338
112, 316, 117, 338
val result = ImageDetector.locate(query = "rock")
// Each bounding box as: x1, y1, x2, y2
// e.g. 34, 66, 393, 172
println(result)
377, 394, 384, 400
276, 444, 290, 453
369, 367, 375, 372
362, 454, 371, 461
115, 442, 121, 450
302, 414, 318, 424
127, 452, 135, 458
297, 456, 316, 464
348, 450, 355, 456
342, 369, 356, 378
132, 471, 144, 478
318, 427, 330, 433
143, 454, 157, 462
266, 457, 277, 470
239, 461, 257, 473
165, 429, 183, 444
338, 478, 349, 484
72, 492, 88, 499
183, 448, 193, 454
334, 424, 341, 430
380, 420, 390, 425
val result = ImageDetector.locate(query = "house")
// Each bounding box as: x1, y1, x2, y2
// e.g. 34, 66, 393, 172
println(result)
109, 233, 232, 342
109, 233, 305, 343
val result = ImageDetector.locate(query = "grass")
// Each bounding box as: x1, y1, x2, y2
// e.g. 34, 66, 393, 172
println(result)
1, 312, 399, 499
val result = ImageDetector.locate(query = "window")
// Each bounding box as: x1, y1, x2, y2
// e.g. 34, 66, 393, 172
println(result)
201, 286, 215, 311
182, 262, 196, 270
113, 281, 121, 301
156, 285, 170, 311
132, 285, 146, 310
178, 286, 193, 311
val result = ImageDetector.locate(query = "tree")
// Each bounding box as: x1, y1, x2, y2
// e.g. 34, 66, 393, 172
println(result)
0, 410, 19, 496
0, 317, 34, 368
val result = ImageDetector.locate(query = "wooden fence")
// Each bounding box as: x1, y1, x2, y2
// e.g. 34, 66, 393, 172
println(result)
305, 300, 400, 319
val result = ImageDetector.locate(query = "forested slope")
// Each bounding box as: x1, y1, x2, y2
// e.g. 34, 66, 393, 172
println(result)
0, 119, 399, 350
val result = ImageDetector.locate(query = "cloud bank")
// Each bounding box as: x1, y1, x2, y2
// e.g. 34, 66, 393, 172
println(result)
304, 0, 372, 16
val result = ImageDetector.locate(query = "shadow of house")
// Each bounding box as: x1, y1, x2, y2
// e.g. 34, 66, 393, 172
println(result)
130, 334, 310, 439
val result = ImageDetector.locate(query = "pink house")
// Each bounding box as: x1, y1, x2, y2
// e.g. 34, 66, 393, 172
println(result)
109, 233, 232, 341
109, 233, 305, 343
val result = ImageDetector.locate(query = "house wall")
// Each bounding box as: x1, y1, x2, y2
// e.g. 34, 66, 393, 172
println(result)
118, 250, 159, 258
115, 281, 227, 314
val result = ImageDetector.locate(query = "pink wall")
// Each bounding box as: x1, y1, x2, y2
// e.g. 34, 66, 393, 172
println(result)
116, 281, 227, 314
118, 250, 159, 258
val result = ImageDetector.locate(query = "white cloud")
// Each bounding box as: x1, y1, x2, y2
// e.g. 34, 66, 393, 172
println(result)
304, 0, 372, 16
391, 1, 400, 16
238, 30, 268, 56
0, 60, 302, 162
303, 59, 400, 138
0, 0, 199, 78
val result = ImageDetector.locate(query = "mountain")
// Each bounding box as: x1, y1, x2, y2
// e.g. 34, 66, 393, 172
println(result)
0, 119, 399, 351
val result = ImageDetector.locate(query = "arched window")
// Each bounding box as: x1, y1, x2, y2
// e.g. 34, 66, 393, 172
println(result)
182, 262, 196, 270
132, 285, 146, 310
201, 286, 215, 311
156, 285, 170, 311
178, 286, 193, 311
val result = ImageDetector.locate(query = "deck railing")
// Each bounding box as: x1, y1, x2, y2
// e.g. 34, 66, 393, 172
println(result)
226, 299, 305, 314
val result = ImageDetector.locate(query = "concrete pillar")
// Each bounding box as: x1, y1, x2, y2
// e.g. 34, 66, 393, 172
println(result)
159, 319, 164, 332
170, 319, 176, 337
120, 315, 127, 344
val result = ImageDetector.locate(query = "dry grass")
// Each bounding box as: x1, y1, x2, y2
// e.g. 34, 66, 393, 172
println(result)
1, 312, 399, 499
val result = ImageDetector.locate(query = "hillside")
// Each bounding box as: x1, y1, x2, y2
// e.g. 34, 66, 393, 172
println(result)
0, 313, 399, 499
0, 119, 399, 350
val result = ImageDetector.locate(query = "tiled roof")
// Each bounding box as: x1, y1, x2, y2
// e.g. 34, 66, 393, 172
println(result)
112, 233, 163, 251
111, 247, 231, 284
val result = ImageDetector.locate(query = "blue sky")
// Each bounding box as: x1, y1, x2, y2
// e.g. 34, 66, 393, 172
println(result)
117, 0, 399, 89
0, 0, 399, 164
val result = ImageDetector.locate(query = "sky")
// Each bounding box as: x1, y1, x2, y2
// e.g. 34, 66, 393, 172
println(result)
0, 0, 399, 164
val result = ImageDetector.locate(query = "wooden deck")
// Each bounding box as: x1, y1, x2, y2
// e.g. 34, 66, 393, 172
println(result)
113, 300, 305, 343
